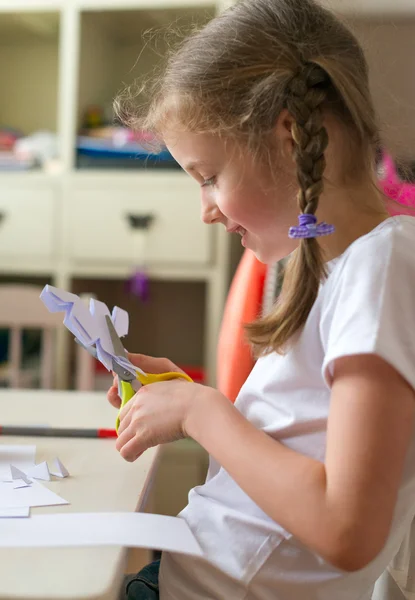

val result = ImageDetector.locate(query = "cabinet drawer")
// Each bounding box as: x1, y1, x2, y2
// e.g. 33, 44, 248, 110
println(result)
67, 178, 211, 265
0, 188, 56, 260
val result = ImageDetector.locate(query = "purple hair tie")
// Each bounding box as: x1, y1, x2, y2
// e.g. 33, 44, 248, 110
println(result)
288, 214, 335, 239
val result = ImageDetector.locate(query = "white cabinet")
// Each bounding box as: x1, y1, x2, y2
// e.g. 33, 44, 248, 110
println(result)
66, 175, 211, 266
0, 182, 57, 263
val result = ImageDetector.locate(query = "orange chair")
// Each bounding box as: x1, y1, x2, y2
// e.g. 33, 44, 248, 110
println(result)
216, 249, 268, 402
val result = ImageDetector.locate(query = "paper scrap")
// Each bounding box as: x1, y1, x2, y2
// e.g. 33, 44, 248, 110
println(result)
0, 513, 203, 557
0, 479, 68, 509
0, 507, 30, 518
10, 466, 31, 485
12, 479, 31, 489
27, 461, 51, 482
0, 445, 36, 481
50, 457, 69, 478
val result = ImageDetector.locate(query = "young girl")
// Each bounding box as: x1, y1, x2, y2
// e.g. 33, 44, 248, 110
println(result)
109, 1, 415, 598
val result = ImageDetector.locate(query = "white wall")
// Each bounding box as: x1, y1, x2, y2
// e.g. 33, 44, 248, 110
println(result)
0, 42, 58, 133
348, 19, 415, 160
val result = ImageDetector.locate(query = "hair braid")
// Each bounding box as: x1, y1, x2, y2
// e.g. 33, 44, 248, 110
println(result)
287, 64, 329, 219
247, 64, 331, 353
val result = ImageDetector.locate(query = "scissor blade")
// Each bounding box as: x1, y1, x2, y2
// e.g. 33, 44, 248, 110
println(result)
105, 314, 127, 357
111, 358, 136, 383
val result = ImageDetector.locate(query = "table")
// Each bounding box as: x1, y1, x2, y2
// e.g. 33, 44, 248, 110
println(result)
0, 390, 160, 600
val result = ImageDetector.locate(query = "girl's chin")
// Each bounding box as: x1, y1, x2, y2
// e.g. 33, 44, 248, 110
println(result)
250, 242, 293, 265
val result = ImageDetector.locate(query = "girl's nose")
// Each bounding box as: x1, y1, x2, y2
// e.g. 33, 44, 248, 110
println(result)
201, 203, 223, 225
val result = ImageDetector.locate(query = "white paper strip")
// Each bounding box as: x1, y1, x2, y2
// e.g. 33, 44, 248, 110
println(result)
0, 507, 30, 518
0, 513, 203, 557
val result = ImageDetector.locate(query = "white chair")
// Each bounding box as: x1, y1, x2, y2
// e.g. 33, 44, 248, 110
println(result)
0, 284, 94, 390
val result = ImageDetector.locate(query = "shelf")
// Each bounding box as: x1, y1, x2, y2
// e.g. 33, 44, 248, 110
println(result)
76, 4, 216, 170
0, 11, 60, 172
0, 12, 59, 132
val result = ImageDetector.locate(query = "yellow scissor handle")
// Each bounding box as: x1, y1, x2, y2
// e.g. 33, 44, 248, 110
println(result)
136, 371, 193, 386
115, 371, 193, 433
115, 380, 136, 433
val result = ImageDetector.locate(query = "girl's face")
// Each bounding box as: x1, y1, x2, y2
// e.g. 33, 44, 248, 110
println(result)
164, 130, 299, 264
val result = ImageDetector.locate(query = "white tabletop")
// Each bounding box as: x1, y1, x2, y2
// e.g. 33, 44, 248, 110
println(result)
0, 390, 159, 600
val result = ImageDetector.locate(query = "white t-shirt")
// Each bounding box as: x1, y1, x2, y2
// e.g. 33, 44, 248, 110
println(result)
159, 215, 415, 600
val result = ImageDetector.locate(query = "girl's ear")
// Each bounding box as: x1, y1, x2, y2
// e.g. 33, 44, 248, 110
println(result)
275, 109, 296, 163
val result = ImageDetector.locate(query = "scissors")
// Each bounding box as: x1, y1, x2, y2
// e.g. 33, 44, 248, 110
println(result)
80, 315, 193, 433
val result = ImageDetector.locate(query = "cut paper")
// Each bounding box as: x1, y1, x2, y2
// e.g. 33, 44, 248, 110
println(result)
26, 461, 51, 482
0, 479, 69, 509
50, 457, 69, 478
12, 479, 31, 489
0, 513, 204, 557
40, 285, 137, 377
0, 507, 30, 518
10, 465, 31, 485
0, 445, 36, 481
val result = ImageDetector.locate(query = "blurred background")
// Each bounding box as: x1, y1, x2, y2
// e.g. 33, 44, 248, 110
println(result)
0, 0, 414, 518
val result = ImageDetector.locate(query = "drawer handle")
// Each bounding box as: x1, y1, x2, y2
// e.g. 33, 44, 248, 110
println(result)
126, 214, 155, 230
0, 212, 6, 226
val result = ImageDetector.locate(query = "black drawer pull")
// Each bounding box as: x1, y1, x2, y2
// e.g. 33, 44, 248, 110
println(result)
126, 214, 154, 230
0, 212, 6, 225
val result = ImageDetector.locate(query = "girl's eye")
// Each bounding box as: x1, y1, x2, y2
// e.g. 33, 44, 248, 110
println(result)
201, 177, 216, 187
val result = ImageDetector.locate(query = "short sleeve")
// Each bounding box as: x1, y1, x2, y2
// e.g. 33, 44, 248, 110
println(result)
321, 219, 415, 390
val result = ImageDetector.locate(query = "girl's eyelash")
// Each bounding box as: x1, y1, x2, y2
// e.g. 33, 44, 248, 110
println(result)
201, 177, 216, 187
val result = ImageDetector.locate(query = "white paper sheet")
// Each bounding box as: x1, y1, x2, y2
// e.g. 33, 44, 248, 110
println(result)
0, 480, 68, 509
0, 507, 30, 518
0, 513, 203, 557
0, 445, 36, 481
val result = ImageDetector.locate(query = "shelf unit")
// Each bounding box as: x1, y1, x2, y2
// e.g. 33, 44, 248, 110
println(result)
0, 0, 232, 390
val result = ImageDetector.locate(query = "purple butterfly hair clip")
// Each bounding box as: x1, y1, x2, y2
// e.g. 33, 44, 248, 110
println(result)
288, 214, 335, 239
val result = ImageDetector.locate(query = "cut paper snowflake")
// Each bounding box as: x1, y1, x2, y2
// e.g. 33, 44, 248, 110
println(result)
40, 285, 137, 377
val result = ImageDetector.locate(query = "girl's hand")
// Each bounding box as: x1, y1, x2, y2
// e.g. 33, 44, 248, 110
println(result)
107, 353, 186, 409
115, 379, 214, 461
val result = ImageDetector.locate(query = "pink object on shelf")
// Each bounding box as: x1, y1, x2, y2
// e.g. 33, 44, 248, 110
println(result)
378, 151, 415, 215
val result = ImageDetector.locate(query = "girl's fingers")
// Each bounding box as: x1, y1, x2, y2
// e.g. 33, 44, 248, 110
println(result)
117, 400, 135, 436
118, 433, 144, 462
115, 422, 135, 453
107, 385, 121, 408
118, 391, 138, 426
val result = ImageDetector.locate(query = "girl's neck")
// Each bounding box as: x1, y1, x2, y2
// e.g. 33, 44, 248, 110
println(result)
318, 179, 390, 261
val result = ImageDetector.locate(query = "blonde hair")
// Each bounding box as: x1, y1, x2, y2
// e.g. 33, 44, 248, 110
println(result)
116, 0, 380, 355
